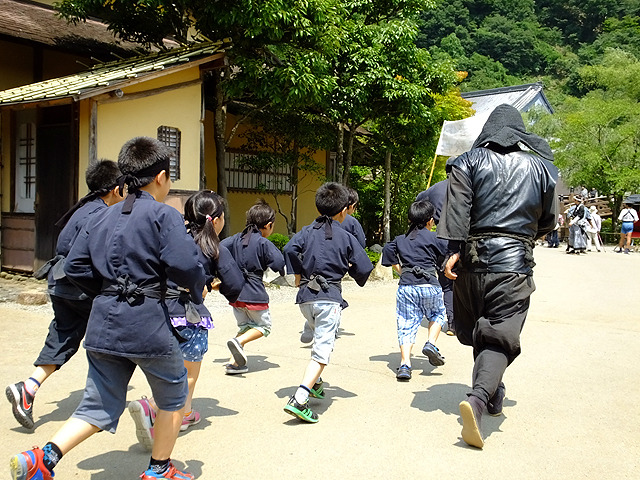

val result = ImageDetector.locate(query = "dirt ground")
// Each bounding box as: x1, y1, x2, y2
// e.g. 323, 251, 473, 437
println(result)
0, 245, 638, 479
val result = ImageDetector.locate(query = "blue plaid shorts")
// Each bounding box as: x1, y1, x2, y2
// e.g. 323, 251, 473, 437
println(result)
396, 284, 447, 345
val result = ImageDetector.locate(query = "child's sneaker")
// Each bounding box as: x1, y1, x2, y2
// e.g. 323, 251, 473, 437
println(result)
224, 363, 248, 375
128, 397, 156, 451
180, 411, 201, 431
226, 338, 247, 367
283, 396, 318, 423
140, 462, 194, 480
309, 380, 324, 399
9, 447, 54, 480
422, 342, 445, 366
6, 382, 35, 430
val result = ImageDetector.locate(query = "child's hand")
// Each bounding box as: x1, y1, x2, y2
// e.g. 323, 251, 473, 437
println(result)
202, 286, 209, 299
295, 274, 301, 288
210, 280, 221, 291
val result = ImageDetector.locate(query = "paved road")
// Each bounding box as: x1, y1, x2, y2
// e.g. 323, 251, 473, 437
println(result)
1, 246, 638, 479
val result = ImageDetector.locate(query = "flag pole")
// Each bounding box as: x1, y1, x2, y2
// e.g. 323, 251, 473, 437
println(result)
426, 152, 438, 189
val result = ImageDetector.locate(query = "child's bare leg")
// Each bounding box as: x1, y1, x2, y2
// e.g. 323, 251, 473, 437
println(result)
183, 361, 201, 414
301, 359, 325, 389
427, 321, 442, 345
400, 343, 413, 367
228, 328, 263, 366
29, 365, 57, 386
152, 408, 184, 460
49, 417, 100, 454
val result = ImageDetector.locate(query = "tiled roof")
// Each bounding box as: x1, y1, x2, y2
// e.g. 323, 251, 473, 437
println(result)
0, 0, 145, 55
462, 82, 554, 114
0, 40, 230, 105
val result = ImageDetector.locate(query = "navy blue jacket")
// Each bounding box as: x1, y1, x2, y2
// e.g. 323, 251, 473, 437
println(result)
415, 179, 448, 225
221, 230, 285, 304
48, 198, 109, 300
65, 191, 206, 358
382, 228, 447, 286
284, 217, 373, 306
338, 214, 366, 248
167, 245, 245, 318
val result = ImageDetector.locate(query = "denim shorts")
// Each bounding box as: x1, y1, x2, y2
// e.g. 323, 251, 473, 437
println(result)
233, 306, 272, 337
396, 284, 447, 345
71, 346, 188, 433
174, 324, 209, 362
621, 221, 635, 234
299, 302, 341, 364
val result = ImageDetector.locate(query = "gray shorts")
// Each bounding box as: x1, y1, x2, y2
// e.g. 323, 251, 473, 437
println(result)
233, 306, 272, 337
299, 302, 341, 364
71, 344, 188, 433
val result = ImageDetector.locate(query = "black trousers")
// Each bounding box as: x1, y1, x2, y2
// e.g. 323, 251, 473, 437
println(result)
34, 295, 93, 368
453, 271, 535, 404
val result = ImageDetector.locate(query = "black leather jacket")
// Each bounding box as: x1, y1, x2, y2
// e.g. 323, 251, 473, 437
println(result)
437, 147, 558, 274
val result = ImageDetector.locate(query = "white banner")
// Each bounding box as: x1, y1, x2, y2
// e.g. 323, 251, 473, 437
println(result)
435, 112, 491, 157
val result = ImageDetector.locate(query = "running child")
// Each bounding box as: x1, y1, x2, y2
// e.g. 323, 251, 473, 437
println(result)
128, 190, 245, 450
220, 199, 285, 375
6, 159, 122, 430
382, 200, 448, 381
9, 136, 206, 480
338, 187, 366, 248
282, 182, 373, 423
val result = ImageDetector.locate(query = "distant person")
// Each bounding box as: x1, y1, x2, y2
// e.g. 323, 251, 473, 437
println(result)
282, 183, 373, 423
566, 198, 590, 254
220, 199, 285, 375
586, 205, 602, 252
617, 203, 639, 254
338, 187, 366, 248
438, 104, 558, 449
6, 160, 122, 431
382, 200, 448, 381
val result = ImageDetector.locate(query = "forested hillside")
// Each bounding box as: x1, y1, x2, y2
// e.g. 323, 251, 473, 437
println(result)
418, 0, 640, 221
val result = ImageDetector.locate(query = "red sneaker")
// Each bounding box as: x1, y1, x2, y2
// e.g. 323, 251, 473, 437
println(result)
9, 447, 54, 480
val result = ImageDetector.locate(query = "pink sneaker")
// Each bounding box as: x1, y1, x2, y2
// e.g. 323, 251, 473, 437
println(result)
128, 397, 156, 451
180, 410, 201, 432
9, 447, 54, 480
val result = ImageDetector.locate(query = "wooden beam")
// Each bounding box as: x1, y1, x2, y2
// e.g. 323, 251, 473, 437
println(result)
95, 78, 203, 105
89, 99, 97, 163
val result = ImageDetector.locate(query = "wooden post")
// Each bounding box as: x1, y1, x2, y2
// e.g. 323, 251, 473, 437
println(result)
89, 100, 97, 163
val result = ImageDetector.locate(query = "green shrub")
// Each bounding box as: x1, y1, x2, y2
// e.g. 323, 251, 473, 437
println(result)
267, 232, 290, 251
365, 248, 381, 265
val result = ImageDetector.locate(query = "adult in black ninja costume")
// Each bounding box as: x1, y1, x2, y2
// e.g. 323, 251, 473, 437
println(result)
438, 104, 558, 448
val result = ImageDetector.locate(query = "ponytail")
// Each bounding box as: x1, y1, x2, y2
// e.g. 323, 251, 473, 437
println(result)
184, 190, 224, 261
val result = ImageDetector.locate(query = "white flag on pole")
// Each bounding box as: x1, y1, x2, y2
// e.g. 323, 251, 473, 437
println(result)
435, 112, 491, 157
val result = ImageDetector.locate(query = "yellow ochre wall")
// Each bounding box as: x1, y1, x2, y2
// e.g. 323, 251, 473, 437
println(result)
77, 69, 202, 196
203, 111, 326, 237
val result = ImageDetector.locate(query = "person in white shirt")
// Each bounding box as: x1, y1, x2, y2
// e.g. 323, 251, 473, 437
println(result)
587, 206, 602, 252
617, 203, 639, 253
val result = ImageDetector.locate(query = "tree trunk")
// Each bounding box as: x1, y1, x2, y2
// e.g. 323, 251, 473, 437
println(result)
334, 123, 344, 182
383, 150, 392, 243
212, 69, 230, 238
342, 122, 356, 186
289, 140, 299, 236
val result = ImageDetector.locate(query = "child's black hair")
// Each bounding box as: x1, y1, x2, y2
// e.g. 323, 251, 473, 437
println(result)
117, 136, 173, 187
347, 187, 359, 207
86, 159, 121, 194
55, 159, 122, 228
246, 199, 276, 228
407, 200, 435, 236
184, 190, 225, 261
315, 182, 349, 217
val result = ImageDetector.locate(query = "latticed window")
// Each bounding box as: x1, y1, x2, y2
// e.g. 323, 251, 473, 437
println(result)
15, 122, 36, 213
225, 150, 292, 193
157, 126, 181, 181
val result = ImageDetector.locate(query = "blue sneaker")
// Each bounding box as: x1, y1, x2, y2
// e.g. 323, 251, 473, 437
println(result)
140, 462, 193, 479
422, 342, 445, 366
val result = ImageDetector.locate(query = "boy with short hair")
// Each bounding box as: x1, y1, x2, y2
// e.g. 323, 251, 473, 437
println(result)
6, 159, 122, 430
9, 136, 206, 480
220, 199, 285, 375
282, 182, 373, 423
